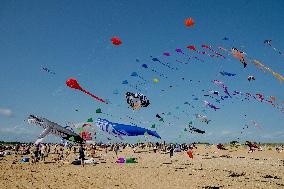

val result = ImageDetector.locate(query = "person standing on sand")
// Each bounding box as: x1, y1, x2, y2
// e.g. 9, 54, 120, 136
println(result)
79, 144, 85, 167
114, 145, 119, 156
91, 145, 96, 158
40, 144, 46, 161
15, 144, 20, 155
169, 145, 174, 158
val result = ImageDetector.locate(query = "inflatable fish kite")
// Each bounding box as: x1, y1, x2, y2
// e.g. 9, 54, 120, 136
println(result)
95, 118, 161, 140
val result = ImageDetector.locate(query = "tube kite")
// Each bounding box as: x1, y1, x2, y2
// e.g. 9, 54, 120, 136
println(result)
66, 78, 107, 104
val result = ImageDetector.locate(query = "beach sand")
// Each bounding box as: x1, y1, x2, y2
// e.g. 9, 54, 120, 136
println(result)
0, 145, 283, 189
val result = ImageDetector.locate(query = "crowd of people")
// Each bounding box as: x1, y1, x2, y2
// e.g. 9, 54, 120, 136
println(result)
0, 142, 283, 164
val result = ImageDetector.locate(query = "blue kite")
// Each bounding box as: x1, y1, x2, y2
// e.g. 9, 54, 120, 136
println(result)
220, 71, 236, 77
95, 118, 161, 140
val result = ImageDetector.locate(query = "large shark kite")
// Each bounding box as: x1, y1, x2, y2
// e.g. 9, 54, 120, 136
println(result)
28, 115, 85, 144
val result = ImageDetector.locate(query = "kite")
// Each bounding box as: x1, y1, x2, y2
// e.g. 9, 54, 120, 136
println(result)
150, 56, 178, 70
96, 108, 102, 113
163, 52, 171, 56
130, 72, 147, 83
175, 48, 202, 62
212, 80, 232, 98
126, 92, 150, 109
122, 80, 129, 84
264, 40, 283, 56
223, 37, 229, 40
79, 131, 92, 141
247, 75, 255, 81
195, 114, 211, 124
188, 125, 205, 134
255, 93, 264, 102
220, 71, 236, 77
245, 141, 262, 152
231, 47, 247, 68
204, 100, 220, 111
251, 120, 262, 129
219, 47, 284, 83
185, 18, 194, 27
251, 59, 284, 83
208, 90, 220, 96
153, 78, 159, 83
27, 115, 85, 144
201, 44, 226, 59
87, 118, 93, 122
42, 66, 55, 75
95, 118, 161, 139
187, 45, 215, 57
187, 150, 193, 159
156, 114, 164, 122
176, 59, 190, 65
66, 78, 107, 104
111, 37, 122, 45
141, 64, 167, 78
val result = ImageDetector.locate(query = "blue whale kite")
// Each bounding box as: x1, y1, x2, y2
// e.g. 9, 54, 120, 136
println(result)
95, 118, 161, 140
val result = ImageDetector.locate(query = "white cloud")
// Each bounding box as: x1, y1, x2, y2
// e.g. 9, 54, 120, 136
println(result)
221, 131, 232, 135
0, 108, 12, 117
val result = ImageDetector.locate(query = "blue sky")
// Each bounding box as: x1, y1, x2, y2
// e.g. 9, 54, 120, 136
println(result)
0, 0, 284, 143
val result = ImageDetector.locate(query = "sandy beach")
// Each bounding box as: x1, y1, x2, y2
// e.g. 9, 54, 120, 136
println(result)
1, 144, 283, 189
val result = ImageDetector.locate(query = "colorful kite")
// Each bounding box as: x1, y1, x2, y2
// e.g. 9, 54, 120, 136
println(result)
66, 78, 107, 104
212, 80, 232, 98
204, 100, 220, 111
125, 92, 150, 110
187, 45, 215, 57
201, 44, 226, 59
231, 47, 247, 68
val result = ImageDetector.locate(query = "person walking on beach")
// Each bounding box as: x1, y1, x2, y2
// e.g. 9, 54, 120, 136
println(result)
79, 144, 85, 167
114, 145, 119, 156
169, 145, 174, 158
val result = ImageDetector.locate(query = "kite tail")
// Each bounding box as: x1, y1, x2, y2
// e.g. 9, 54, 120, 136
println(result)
82, 89, 107, 104
146, 130, 161, 139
